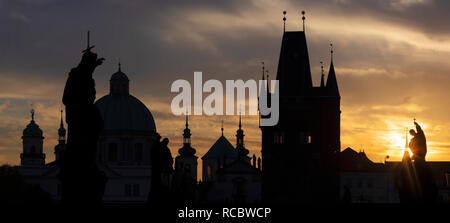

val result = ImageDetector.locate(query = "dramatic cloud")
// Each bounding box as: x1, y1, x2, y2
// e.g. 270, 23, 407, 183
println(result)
0, 0, 449, 166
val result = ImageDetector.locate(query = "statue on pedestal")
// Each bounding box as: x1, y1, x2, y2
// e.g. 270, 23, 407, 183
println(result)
58, 32, 107, 204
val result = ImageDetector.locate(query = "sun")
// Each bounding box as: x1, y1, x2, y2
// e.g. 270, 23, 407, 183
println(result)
382, 131, 412, 158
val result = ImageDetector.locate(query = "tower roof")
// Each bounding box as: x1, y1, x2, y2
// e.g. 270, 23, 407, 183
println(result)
58, 109, 66, 137
23, 110, 43, 138
326, 60, 340, 96
202, 135, 238, 160
276, 31, 312, 97
326, 46, 340, 97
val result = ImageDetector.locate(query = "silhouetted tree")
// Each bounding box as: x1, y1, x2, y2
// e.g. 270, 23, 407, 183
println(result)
0, 165, 52, 204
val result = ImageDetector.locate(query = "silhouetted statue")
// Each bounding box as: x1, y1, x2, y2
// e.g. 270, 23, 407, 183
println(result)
397, 121, 437, 203
409, 121, 427, 161
148, 135, 174, 204
58, 44, 107, 205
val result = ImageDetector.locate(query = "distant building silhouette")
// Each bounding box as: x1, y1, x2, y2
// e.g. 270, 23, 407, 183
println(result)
95, 63, 158, 203
260, 29, 340, 203
200, 117, 261, 204
20, 110, 46, 166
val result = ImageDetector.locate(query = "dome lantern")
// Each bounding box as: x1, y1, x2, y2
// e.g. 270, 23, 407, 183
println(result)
110, 63, 130, 95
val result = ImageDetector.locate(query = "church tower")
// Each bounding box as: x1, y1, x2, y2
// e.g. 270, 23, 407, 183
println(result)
175, 114, 198, 181
260, 12, 340, 203
21, 109, 46, 166
235, 114, 250, 163
54, 109, 66, 161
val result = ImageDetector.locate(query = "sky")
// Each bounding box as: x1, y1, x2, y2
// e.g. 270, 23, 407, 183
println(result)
1, 0, 450, 166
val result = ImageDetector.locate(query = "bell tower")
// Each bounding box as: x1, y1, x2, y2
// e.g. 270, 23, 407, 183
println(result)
175, 114, 198, 181
21, 109, 46, 166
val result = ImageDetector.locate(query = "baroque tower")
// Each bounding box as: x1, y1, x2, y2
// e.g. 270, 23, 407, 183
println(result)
175, 114, 198, 181
21, 109, 46, 166
260, 13, 340, 203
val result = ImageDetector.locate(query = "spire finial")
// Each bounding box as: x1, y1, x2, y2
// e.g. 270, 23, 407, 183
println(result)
283, 10, 287, 32
185, 108, 189, 128
266, 70, 270, 93
330, 43, 334, 61
320, 61, 325, 87
239, 109, 242, 129
30, 108, 35, 121
301, 10, 306, 32
118, 60, 122, 72
60, 108, 64, 125
221, 119, 224, 136
261, 61, 265, 80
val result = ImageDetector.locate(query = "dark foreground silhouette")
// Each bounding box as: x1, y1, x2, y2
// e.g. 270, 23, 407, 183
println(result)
58, 45, 107, 204
397, 121, 437, 203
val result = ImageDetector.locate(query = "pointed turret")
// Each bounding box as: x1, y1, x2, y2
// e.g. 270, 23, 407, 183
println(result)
326, 45, 340, 97
55, 109, 66, 161
235, 114, 249, 160
320, 61, 325, 88
178, 113, 196, 156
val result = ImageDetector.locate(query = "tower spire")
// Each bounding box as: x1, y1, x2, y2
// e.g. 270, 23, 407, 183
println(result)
330, 43, 334, 62
221, 119, 224, 136
320, 61, 325, 87
283, 11, 287, 32
239, 111, 242, 129
118, 59, 122, 72
261, 61, 265, 81
266, 70, 270, 93
301, 10, 306, 32
185, 109, 189, 128
326, 43, 340, 96
60, 109, 64, 128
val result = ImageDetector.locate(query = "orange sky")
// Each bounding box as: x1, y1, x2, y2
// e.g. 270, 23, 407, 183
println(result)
0, 0, 450, 167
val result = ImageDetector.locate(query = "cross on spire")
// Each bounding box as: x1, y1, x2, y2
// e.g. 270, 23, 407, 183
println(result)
221, 119, 224, 136
83, 30, 94, 52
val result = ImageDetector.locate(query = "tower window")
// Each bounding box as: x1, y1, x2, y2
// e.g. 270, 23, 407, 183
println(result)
307, 135, 312, 144
108, 143, 118, 162
135, 143, 143, 162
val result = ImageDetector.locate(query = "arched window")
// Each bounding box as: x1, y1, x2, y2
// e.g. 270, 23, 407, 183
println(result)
135, 143, 143, 162
108, 143, 118, 161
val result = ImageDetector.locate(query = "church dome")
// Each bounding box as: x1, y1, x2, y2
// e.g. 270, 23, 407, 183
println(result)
110, 70, 129, 81
23, 111, 44, 138
95, 65, 156, 133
